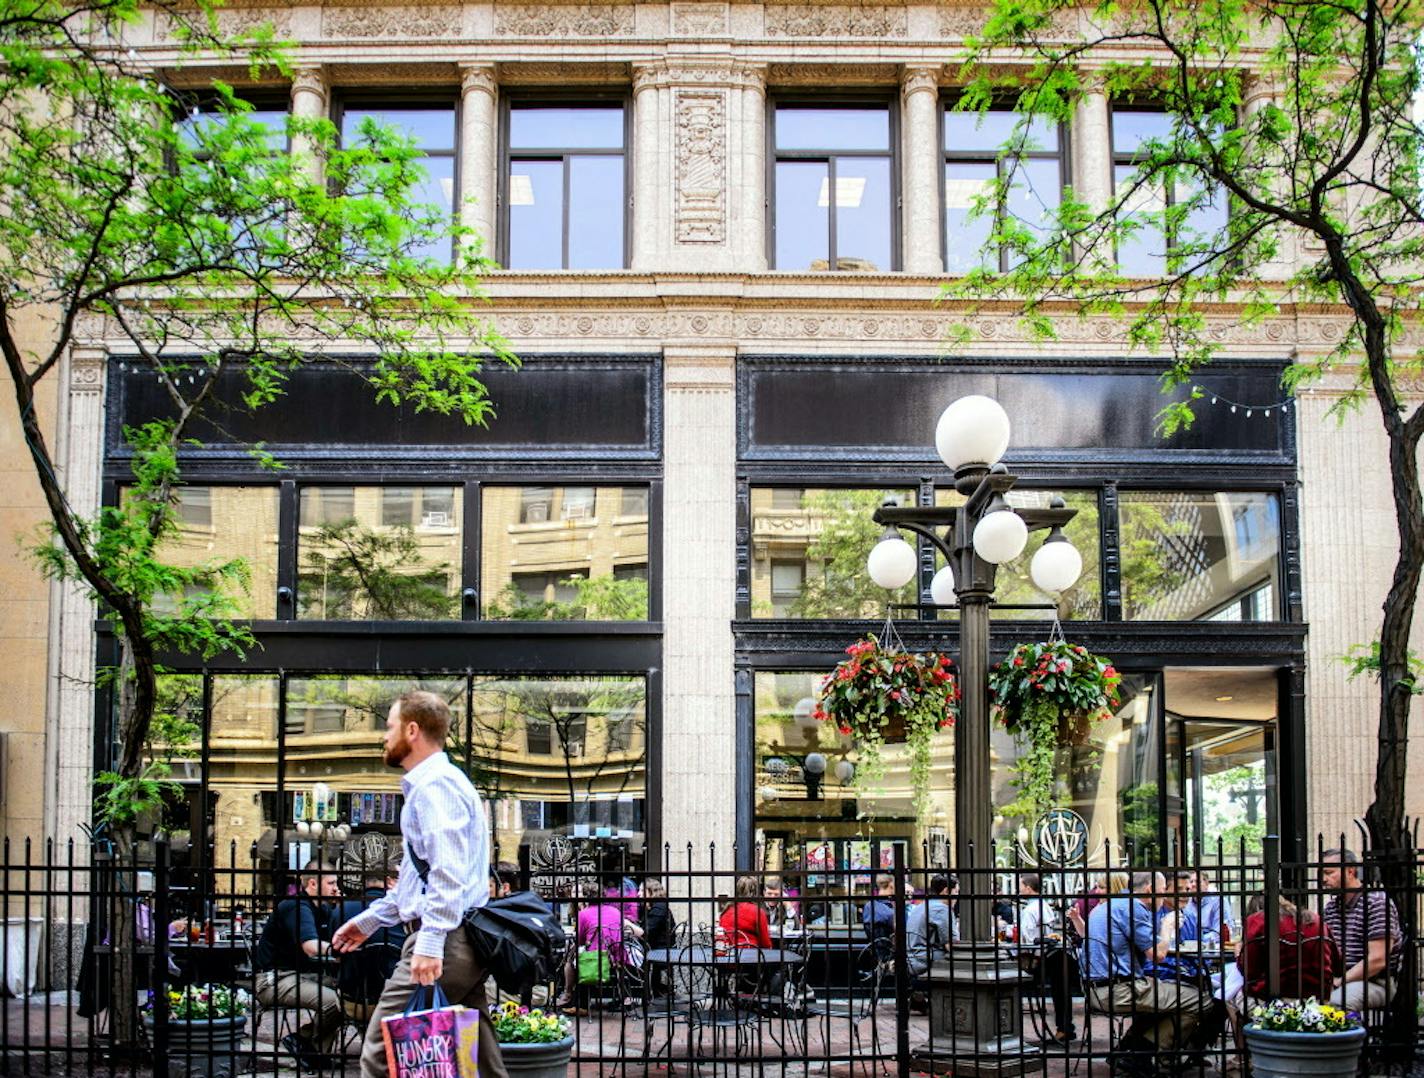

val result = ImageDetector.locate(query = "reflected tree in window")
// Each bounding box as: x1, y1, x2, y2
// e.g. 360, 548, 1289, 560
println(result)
787, 489, 916, 618
484, 573, 648, 621
299, 520, 459, 620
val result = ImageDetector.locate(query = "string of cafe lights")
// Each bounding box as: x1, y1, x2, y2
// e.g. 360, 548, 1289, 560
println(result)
1189, 384, 1296, 419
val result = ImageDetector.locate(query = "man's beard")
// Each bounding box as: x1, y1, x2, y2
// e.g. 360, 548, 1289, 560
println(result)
384, 731, 412, 767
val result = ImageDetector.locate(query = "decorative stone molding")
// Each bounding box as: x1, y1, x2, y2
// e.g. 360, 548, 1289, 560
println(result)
664, 345, 736, 392
635, 61, 768, 92
159, 4, 291, 39
765, 3, 908, 38
291, 65, 327, 105
500, 62, 629, 85
765, 63, 899, 85
322, 2, 461, 38
69, 348, 107, 394
495, 4, 636, 36
675, 91, 728, 244
460, 63, 499, 99
671, 2, 730, 36
901, 64, 943, 97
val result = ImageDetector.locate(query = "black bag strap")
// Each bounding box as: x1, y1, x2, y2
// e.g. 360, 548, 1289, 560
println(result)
409, 847, 430, 886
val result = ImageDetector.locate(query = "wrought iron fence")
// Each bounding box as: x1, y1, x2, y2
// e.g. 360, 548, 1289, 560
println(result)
0, 833, 1420, 1075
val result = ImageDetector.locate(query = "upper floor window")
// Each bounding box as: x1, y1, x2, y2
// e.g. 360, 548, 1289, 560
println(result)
1111, 107, 1229, 277
339, 102, 458, 264
503, 103, 627, 270
175, 96, 288, 158
771, 104, 895, 272
943, 107, 1063, 273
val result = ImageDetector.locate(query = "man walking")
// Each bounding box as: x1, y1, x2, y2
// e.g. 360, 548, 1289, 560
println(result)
331, 690, 508, 1078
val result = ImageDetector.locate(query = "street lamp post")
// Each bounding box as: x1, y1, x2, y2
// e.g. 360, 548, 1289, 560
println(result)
865, 395, 1081, 1073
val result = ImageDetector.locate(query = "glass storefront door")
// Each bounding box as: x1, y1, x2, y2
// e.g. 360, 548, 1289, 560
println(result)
1163, 667, 1279, 863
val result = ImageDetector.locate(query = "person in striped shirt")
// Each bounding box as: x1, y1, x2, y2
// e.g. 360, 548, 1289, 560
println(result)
331, 690, 508, 1078
1321, 848, 1403, 1012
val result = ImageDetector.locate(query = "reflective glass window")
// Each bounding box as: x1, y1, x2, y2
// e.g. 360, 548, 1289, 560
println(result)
772, 105, 894, 271
341, 104, 458, 264
1119, 491, 1281, 621
471, 676, 647, 872
148, 486, 280, 618
482, 485, 649, 621
207, 676, 281, 878
298, 486, 463, 620
506, 104, 626, 270
943, 107, 1063, 273
748, 487, 915, 618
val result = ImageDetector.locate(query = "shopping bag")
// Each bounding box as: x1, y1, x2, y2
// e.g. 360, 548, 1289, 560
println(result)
381, 982, 480, 1078
577, 948, 611, 984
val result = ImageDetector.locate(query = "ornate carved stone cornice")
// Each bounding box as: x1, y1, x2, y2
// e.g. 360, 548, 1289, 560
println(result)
634, 60, 768, 93
765, 2, 908, 39
494, 3, 636, 37
322, 1, 461, 39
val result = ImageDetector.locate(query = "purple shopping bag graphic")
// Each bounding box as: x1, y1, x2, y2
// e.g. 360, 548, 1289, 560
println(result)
381, 984, 479, 1077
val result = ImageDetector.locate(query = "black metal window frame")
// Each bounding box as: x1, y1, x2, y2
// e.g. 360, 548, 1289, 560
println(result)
765, 95, 903, 272
333, 90, 462, 264
939, 96, 1070, 273
101, 664, 665, 890
99, 471, 664, 625
731, 354, 1307, 865
497, 91, 634, 270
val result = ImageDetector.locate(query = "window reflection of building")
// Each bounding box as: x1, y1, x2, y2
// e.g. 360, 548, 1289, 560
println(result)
471, 676, 647, 869
482, 485, 649, 621
150, 486, 280, 618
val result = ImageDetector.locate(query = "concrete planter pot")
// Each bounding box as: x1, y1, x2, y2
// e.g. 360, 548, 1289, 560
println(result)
1243, 1024, 1366, 1078
144, 1014, 248, 1078
497, 1035, 575, 1078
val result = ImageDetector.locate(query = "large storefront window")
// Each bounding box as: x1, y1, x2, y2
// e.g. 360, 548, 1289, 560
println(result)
143, 485, 280, 618
297, 486, 464, 620
471, 676, 647, 872
753, 672, 952, 888
207, 676, 280, 875
1120, 491, 1281, 621
934, 488, 1100, 619
749, 488, 915, 618
481, 486, 649, 621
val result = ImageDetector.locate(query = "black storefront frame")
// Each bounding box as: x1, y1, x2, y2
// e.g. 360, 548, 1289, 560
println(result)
94, 353, 667, 870
731, 354, 1308, 866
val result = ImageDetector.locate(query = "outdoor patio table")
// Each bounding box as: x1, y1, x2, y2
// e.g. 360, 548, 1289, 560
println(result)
645, 946, 804, 970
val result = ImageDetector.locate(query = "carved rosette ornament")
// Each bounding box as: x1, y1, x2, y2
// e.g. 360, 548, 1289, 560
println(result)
765, 2, 908, 37
495, 4, 636, 36
69, 350, 107, 395
675, 92, 728, 244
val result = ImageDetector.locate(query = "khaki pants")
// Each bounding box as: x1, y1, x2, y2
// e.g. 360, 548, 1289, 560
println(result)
1087, 976, 1205, 1051
1330, 977, 1394, 1011
256, 971, 345, 1051
359, 927, 509, 1078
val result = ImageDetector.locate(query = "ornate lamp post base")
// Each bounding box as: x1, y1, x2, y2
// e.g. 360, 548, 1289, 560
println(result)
910, 944, 1045, 1077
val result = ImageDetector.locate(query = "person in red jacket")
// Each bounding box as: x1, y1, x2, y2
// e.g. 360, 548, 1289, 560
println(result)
1238, 894, 1342, 1002
719, 875, 773, 949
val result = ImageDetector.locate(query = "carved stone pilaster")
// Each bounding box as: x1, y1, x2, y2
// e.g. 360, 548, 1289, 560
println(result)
459, 64, 500, 254
290, 65, 327, 108
901, 63, 943, 99
902, 65, 945, 273
460, 63, 499, 100
675, 91, 727, 245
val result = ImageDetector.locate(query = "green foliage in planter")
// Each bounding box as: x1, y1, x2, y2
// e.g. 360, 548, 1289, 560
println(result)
816, 634, 958, 817
989, 641, 1121, 820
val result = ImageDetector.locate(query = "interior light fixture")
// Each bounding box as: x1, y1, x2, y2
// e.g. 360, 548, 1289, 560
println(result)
509, 174, 535, 206
817, 176, 867, 208
1215, 695, 1234, 702
944, 177, 990, 209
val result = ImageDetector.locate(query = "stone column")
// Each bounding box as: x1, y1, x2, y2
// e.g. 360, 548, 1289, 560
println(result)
1070, 78, 1112, 268
901, 65, 944, 274
660, 344, 737, 868
631, 64, 665, 269
288, 65, 328, 183
44, 345, 107, 853
459, 64, 499, 262
734, 64, 768, 271
1242, 73, 1295, 280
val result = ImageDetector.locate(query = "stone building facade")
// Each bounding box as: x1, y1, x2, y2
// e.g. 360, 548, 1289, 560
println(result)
2, 1, 1421, 885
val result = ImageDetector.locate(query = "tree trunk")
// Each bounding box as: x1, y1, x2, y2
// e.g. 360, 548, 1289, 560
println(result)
108, 826, 142, 1052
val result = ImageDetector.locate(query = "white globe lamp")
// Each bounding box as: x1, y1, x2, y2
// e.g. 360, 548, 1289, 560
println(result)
835, 759, 856, 784
935, 395, 1012, 472
867, 533, 917, 590
1030, 533, 1083, 594
973, 508, 1029, 564
930, 565, 958, 606
793, 697, 818, 729
803, 752, 828, 776
758, 786, 780, 803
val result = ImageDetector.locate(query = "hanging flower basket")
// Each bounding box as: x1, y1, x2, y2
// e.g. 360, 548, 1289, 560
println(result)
988, 640, 1122, 819
815, 633, 958, 817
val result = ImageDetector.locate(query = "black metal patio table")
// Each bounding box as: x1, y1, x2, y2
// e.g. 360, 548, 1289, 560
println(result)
644, 946, 805, 1060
